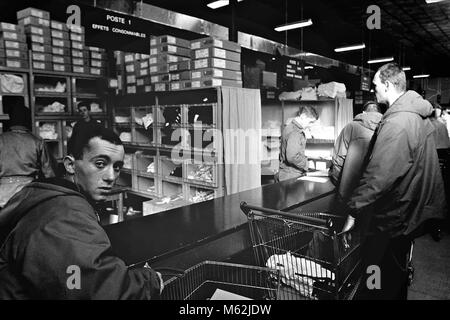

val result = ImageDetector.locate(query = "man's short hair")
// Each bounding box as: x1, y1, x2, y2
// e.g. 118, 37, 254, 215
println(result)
77, 101, 90, 111
377, 63, 406, 92
68, 125, 123, 160
4, 96, 31, 129
363, 101, 381, 113
298, 105, 319, 120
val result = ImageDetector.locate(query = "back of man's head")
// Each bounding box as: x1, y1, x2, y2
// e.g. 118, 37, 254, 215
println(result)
363, 101, 381, 113
377, 63, 406, 93
5, 96, 31, 130
68, 125, 122, 160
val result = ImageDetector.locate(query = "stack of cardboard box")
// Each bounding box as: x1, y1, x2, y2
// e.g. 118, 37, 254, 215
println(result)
189, 37, 242, 88
122, 52, 151, 94
86, 46, 107, 76
149, 35, 191, 92
0, 22, 28, 69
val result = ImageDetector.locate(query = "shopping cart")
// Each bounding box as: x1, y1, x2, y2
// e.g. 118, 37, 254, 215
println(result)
240, 202, 363, 300
160, 202, 362, 300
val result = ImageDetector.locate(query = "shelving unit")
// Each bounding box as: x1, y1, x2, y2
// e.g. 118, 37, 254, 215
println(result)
112, 87, 225, 214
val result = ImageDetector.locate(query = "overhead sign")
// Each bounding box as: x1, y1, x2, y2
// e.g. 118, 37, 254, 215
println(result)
78, 4, 151, 53
280, 57, 304, 80
361, 75, 371, 91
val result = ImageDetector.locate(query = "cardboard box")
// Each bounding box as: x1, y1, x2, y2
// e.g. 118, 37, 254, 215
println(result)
136, 76, 151, 86
0, 31, 26, 42
168, 60, 190, 72
52, 55, 70, 65
126, 85, 136, 94
150, 74, 170, 83
191, 78, 242, 89
138, 68, 149, 77
50, 20, 69, 32
23, 25, 51, 37
18, 16, 50, 28
89, 67, 104, 76
31, 60, 52, 70
70, 40, 84, 50
125, 63, 135, 73
51, 29, 69, 40
137, 85, 153, 94
30, 43, 51, 53
150, 35, 190, 48
0, 58, 28, 69
191, 37, 241, 53
149, 63, 169, 75
191, 68, 242, 81
87, 46, 105, 53
69, 33, 84, 42
192, 47, 241, 62
71, 49, 87, 58
139, 60, 149, 69
67, 25, 84, 34
149, 53, 188, 65
72, 65, 86, 73
170, 81, 192, 91
150, 44, 191, 58
31, 52, 52, 62
170, 70, 191, 81
191, 58, 241, 71
0, 40, 27, 51
4, 49, 27, 60
52, 47, 70, 56
154, 82, 169, 92
90, 59, 105, 68
126, 74, 136, 84
71, 57, 84, 66
52, 63, 71, 73
0, 23, 24, 33
90, 51, 107, 60
29, 34, 51, 45
17, 8, 50, 21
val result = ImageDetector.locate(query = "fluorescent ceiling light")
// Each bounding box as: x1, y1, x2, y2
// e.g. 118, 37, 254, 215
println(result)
425, 0, 447, 4
413, 74, 430, 78
367, 56, 394, 64
275, 19, 313, 32
304, 66, 314, 69
334, 43, 366, 52
402, 66, 411, 71
207, 0, 243, 9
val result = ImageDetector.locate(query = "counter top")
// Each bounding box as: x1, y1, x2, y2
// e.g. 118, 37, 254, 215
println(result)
105, 177, 335, 266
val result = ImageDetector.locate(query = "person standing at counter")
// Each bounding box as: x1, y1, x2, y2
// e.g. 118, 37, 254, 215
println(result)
0, 98, 56, 209
329, 101, 382, 201
0, 126, 163, 299
341, 63, 446, 300
277, 106, 318, 181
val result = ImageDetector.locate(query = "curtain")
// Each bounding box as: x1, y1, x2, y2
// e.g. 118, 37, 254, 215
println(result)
336, 98, 354, 138
222, 87, 262, 195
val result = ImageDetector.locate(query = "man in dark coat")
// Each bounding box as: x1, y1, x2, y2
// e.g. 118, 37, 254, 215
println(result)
341, 63, 446, 299
0, 126, 162, 299
329, 101, 382, 201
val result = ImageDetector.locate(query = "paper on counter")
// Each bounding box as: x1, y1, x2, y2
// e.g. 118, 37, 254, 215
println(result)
297, 176, 328, 183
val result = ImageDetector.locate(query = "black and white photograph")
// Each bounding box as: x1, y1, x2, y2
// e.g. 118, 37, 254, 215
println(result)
0, 0, 449, 309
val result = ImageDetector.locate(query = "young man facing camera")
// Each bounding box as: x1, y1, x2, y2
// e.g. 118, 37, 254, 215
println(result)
0, 126, 162, 299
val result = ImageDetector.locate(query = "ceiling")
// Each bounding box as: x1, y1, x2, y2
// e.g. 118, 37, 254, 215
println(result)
139, 0, 450, 77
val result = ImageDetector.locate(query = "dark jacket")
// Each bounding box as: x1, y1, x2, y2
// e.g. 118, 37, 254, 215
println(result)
330, 112, 382, 199
348, 91, 446, 237
278, 119, 308, 181
0, 179, 161, 299
0, 126, 55, 179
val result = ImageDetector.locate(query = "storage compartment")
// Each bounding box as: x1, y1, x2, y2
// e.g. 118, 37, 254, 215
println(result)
35, 96, 68, 114
136, 175, 157, 196
135, 150, 157, 175
113, 108, 131, 125
73, 77, 105, 95
161, 180, 183, 198
33, 75, 67, 94
186, 162, 215, 185
160, 156, 183, 180
160, 126, 184, 147
133, 106, 154, 129
73, 97, 104, 114
158, 106, 182, 127
134, 126, 155, 145
187, 185, 215, 203
114, 127, 132, 143
187, 104, 215, 126
188, 129, 215, 150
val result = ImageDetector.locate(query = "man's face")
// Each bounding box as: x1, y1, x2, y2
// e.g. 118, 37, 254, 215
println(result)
373, 72, 388, 104
74, 137, 124, 202
79, 106, 90, 119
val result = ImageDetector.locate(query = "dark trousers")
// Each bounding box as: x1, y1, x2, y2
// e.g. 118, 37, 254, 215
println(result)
356, 232, 411, 300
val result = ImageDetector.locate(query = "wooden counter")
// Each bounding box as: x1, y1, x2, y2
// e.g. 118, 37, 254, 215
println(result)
104, 177, 336, 269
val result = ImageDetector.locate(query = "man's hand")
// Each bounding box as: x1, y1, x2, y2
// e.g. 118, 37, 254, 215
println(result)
341, 215, 356, 249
